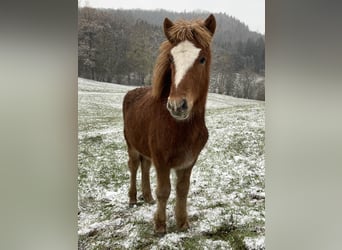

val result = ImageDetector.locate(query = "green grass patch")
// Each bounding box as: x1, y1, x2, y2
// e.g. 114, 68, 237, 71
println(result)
203, 222, 258, 250
78, 79, 265, 250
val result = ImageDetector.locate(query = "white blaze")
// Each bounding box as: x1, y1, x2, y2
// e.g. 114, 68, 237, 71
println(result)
170, 40, 201, 88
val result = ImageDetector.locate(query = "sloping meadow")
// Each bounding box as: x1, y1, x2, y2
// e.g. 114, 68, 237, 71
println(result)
78, 78, 265, 249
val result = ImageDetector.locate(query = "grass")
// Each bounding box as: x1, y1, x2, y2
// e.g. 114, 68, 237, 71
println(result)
78, 78, 265, 250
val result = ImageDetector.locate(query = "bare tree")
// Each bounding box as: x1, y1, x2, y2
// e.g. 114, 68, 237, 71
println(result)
77, 8, 265, 100
232, 70, 257, 99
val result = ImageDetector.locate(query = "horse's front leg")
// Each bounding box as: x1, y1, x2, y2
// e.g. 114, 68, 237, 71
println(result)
175, 166, 193, 231
154, 167, 171, 235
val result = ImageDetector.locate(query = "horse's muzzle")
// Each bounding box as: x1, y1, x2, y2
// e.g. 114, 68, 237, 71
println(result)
166, 98, 189, 120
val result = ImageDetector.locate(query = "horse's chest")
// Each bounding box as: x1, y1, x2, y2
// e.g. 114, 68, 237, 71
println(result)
165, 128, 208, 169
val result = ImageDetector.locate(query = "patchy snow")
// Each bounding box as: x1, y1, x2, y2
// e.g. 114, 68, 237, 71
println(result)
78, 77, 265, 249
206, 92, 260, 110
244, 236, 265, 250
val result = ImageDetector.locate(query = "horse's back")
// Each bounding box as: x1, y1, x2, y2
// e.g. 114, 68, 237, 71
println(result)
123, 86, 151, 113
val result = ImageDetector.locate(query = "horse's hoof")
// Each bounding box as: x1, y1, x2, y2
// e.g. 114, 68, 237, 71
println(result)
177, 221, 190, 231
154, 231, 166, 237
128, 202, 137, 208
154, 222, 167, 236
146, 199, 156, 205
139, 195, 156, 205
154, 230, 166, 238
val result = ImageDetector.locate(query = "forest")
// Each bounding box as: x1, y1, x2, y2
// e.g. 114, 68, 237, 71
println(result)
78, 7, 265, 100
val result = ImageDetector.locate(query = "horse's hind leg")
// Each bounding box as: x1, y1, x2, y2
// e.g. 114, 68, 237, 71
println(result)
141, 157, 155, 204
128, 149, 140, 207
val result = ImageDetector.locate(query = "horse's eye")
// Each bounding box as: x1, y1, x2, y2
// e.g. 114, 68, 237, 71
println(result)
169, 56, 174, 64
199, 57, 206, 64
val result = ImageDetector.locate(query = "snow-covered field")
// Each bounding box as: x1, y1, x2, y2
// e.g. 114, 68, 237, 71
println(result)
78, 78, 265, 249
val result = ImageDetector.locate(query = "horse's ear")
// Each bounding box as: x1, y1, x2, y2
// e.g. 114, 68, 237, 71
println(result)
204, 14, 216, 36
163, 17, 174, 41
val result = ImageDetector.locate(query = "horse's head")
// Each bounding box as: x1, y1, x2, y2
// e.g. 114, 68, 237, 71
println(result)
163, 14, 216, 121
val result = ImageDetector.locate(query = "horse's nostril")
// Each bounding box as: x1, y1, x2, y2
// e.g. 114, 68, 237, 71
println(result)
167, 99, 188, 114
180, 99, 188, 110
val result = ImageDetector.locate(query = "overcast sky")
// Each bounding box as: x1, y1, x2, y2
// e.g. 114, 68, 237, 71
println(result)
79, 0, 264, 34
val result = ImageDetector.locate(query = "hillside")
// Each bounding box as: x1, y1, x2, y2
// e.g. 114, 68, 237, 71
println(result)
101, 9, 263, 45
78, 8, 265, 100
78, 78, 265, 249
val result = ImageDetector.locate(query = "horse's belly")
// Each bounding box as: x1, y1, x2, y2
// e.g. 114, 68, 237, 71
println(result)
125, 129, 151, 158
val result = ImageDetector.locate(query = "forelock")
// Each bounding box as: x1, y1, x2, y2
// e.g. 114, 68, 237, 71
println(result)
167, 19, 213, 48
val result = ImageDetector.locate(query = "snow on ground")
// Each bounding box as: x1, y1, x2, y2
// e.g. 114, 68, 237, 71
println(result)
78, 78, 265, 249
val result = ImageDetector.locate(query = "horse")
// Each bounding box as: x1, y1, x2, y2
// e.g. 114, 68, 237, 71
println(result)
123, 14, 216, 235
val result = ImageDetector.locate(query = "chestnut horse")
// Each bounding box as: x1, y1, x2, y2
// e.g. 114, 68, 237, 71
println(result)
123, 14, 216, 235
